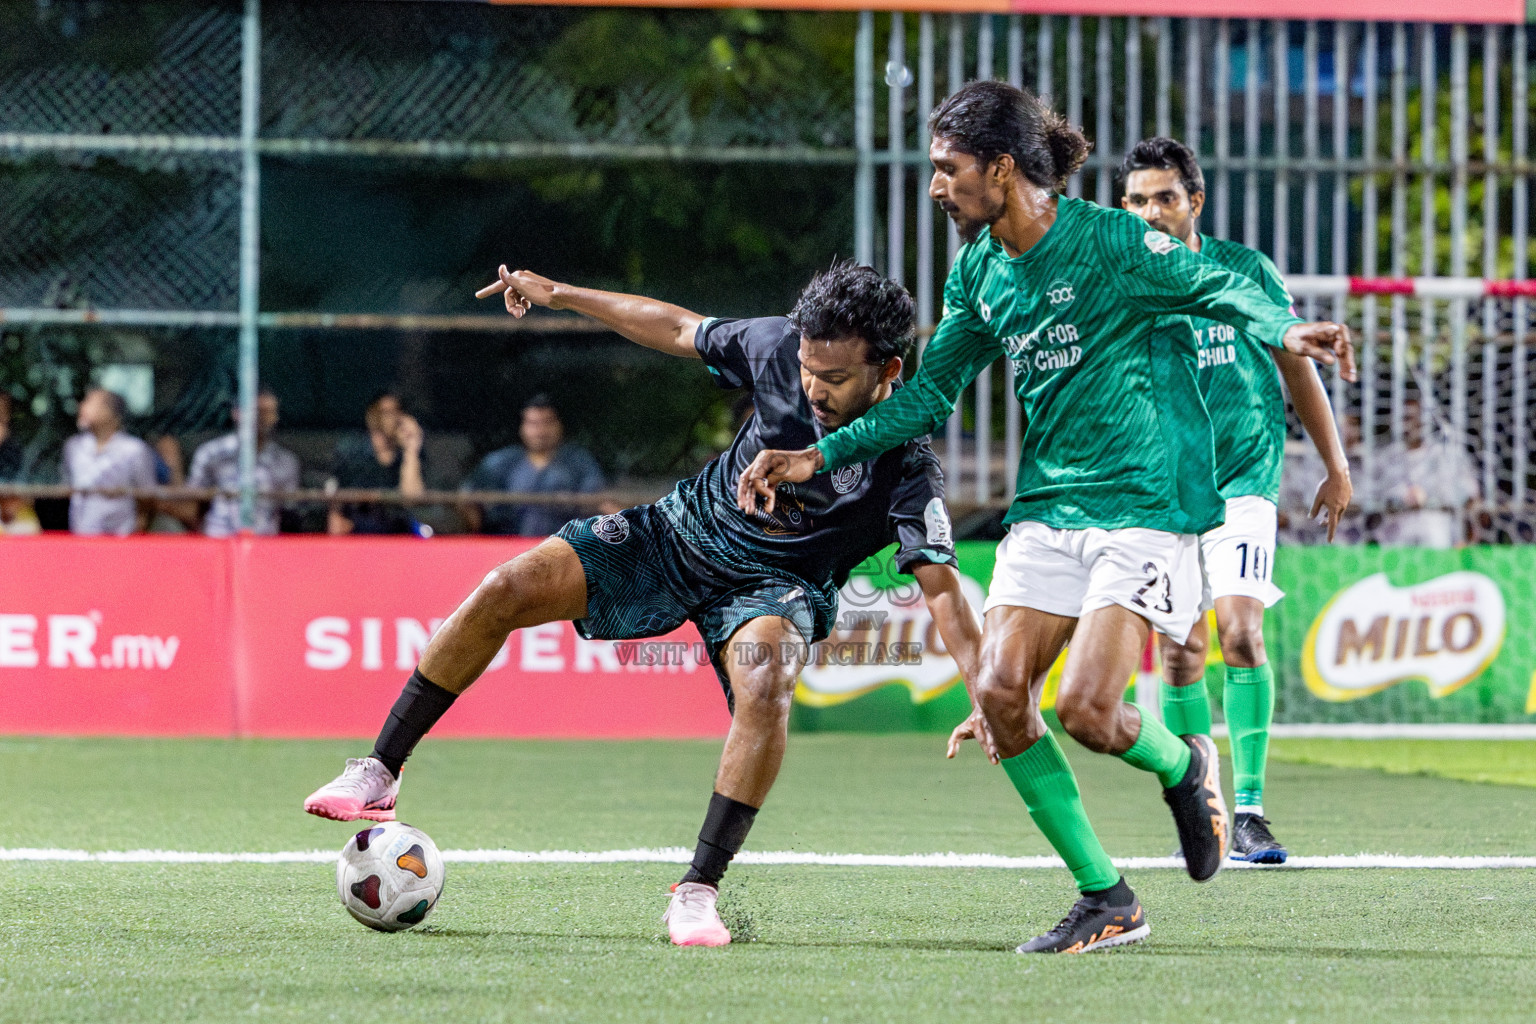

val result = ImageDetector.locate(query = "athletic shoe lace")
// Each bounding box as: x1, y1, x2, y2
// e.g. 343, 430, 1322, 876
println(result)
1043, 897, 1095, 940
1240, 815, 1279, 841
665, 884, 717, 924
332, 757, 383, 797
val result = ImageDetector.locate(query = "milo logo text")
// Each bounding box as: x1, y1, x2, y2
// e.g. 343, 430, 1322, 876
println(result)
1302, 572, 1506, 702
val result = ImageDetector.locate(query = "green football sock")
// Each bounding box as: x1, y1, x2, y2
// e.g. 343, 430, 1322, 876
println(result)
1118, 711, 1192, 788
1225, 662, 1275, 812
1001, 733, 1121, 894
1159, 677, 1213, 737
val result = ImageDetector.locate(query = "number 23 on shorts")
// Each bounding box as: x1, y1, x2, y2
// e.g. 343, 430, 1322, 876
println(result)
1131, 561, 1174, 614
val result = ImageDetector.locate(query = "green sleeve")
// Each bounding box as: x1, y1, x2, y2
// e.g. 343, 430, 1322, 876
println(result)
814, 258, 1004, 472
1251, 250, 1295, 308
1104, 219, 1302, 349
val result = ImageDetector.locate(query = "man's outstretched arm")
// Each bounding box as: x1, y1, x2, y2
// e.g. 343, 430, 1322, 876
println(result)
1272, 349, 1353, 541
477, 265, 704, 359
1112, 232, 1357, 381
911, 562, 998, 765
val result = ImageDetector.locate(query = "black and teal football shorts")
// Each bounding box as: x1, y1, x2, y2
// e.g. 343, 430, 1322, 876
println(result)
554, 504, 831, 709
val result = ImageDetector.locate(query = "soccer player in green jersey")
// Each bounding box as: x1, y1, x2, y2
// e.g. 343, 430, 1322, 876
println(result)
737, 81, 1356, 953
1120, 137, 1353, 864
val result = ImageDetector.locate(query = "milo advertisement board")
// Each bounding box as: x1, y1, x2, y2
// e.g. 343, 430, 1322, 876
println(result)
1271, 546, 1532, 724
791, 541, 1536, 730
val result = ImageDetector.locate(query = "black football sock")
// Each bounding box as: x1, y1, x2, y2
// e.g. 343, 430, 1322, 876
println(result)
1081, 876, 1135, 907
371, 669, 458, 778
678, 792, 759, 888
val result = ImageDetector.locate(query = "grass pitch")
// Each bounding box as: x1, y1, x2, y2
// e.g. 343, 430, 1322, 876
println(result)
2, 735, 1533, 1023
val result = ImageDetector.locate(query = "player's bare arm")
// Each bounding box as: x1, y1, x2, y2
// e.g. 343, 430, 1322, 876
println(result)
736, 445, 823, 515
908, 561, 996, 764
476, 264, 704, 359
1271, 347, 1354, 541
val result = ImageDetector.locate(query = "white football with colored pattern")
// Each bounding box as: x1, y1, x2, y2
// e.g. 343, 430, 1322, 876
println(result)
335, 821, 445, 932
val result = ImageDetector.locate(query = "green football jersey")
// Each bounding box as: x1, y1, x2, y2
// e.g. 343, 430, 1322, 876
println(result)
1189, 234, 1290, 504
813, 197, 1302, 536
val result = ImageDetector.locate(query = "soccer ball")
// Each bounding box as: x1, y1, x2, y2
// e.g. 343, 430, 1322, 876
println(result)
335, 821, 445, 932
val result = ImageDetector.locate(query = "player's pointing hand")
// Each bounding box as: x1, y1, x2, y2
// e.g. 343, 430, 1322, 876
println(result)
1282, 321, 1357, 383
474, 265, 563, 318
736, 447, 824, 516
1311, 467, 1354, 543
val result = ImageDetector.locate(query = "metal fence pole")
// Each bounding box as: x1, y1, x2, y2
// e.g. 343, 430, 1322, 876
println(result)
916, 13, 934, 354
1515, 25, 1529, 506
1243, 20, 1259, 250
1038, 14, 1054, 101
1481, 24, 1499, 504
855, 11, 875, 267
1302, 20, 1320, 322
1329, 23, 1349, 422
1155, 17, 1172, 138
1067, 16, 1083, 197
1214, 21, 1231, 239
1126, 16, 1141, 152
1450, 25, 1469, 465
237, 0, 262, 530
1360, 21, 1379, 485
1390, 21, 1408, 444
1420, 23, 1438, 447
1008, 13, 1023, 86
1186, 19, 1201, 157
887, 12, 905, 285
1096, 16, 1112, 204
1272, 20, 1289, 276
945, 14, 963, 478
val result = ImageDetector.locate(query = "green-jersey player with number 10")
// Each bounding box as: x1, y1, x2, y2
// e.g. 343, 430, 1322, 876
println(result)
1119, 137, 1353, 865
737, 81, 1356, 954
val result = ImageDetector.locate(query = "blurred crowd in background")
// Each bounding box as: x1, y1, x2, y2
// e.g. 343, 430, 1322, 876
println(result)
0, 375, 1494, 548
0, 384, 617, 540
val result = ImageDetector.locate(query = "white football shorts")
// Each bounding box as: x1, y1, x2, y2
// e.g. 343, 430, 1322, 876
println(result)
1199, 494, 1285, 611
983, 521, 1204, 645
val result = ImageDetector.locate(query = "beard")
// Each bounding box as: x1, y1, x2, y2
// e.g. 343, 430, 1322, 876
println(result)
944, 195, 1007, 245
954, 216, 987, 245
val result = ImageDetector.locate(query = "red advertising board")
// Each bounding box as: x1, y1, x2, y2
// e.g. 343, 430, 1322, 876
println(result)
0, 537, 233, 735
0, 535, 732, 739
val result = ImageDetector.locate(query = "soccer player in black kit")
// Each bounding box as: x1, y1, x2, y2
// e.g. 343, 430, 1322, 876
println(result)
305, 261, 986, 946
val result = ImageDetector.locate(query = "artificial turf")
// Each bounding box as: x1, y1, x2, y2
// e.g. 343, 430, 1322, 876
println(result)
1267, 737, 1536, 789
2, 735, 1534, 1023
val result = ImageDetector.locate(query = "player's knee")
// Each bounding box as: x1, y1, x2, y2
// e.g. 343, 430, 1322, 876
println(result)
1218, 622, 1266, 667
1054, 689, 1116, 752
475, 562, 535, 626
974, 651, 1029, 718
1162, 641, 1206, 686
730, 664, 795, 721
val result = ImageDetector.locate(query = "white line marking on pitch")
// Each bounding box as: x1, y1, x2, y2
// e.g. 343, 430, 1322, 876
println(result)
1, 848, 1532, 869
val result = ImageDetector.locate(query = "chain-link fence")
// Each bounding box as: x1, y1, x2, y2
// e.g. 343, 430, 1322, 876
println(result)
0, 0, 862, 532
5, 3, 1536, 542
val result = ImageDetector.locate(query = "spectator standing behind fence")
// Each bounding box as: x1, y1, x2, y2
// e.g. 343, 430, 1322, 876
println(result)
328, 392, 425, 535
188, 389, 300, 537
60, 388, 156, 536
460, 395, 610, 536
1369, 397, 1480, 548
0, 393, 40, 535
